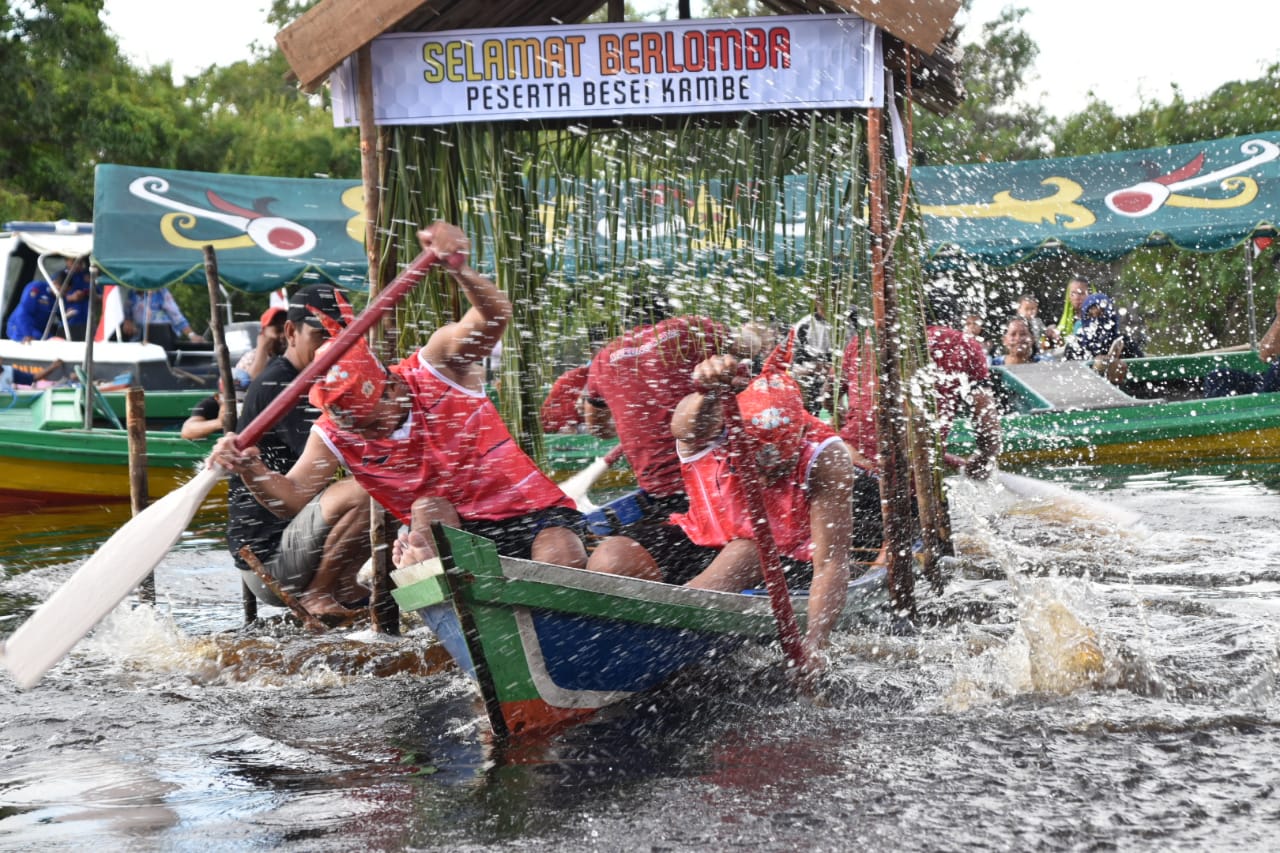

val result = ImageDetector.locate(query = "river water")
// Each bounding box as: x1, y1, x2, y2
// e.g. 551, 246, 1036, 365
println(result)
2, 464, 1279, 851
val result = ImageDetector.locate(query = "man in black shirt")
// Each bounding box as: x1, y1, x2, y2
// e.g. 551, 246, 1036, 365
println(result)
227, 284, 371, 619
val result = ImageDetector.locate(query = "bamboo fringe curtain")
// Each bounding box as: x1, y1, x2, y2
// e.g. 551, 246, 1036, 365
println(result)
377, 113, 933, 467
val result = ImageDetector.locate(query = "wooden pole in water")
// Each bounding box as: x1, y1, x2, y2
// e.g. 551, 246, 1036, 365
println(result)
239, 546, 328, 633
867, 107, 916, 618
358, 44, 399, 635
203, 245, 256, 624
81, 263, 98, 430
126, 385, 154, 603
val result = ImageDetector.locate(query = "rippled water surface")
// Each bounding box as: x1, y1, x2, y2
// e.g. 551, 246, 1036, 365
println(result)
3, 465, 1280, 851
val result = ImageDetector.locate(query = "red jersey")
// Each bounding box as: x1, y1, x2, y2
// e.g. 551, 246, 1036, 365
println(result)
840, 325, 989, 453
540, 365, 589, 433
671, 423, 842, 562
585, 316, 729, 497
315, 349, 573, 523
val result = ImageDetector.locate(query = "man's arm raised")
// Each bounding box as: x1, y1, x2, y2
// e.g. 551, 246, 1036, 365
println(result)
418, 221, 512, 387
671, 355, 738, 455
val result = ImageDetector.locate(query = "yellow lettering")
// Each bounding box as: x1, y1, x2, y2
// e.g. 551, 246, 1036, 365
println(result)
423, 43, 445, 83
482, 39, 504, 80
445, 41, 466, 82
507, 38, 540, 79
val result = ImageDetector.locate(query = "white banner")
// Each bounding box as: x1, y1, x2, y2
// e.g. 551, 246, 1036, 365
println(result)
331, 15, 882, 126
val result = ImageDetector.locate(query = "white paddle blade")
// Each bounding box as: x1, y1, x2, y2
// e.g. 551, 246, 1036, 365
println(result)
560, 456, 609, 512
0, 466, 223, 690
998, 470, 1143, 530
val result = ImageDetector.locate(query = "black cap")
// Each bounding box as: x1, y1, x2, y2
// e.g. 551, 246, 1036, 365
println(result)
287, 284, 344, 329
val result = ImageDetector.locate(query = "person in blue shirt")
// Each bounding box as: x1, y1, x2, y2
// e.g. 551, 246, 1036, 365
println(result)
122, 287, 205, 344
5, 274, 58, 342
56, 256, 93, 341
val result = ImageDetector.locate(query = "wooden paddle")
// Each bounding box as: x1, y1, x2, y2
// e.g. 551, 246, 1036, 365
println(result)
943, 452, 1142, 528
721, 393, 806, 670
560, 443, 625, 512
0, 249, 443, 690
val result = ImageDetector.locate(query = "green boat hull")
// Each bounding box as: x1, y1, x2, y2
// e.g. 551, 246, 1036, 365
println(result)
393, 526, 889, 740
945, 352, 1280, 467
0, 387, 214, 509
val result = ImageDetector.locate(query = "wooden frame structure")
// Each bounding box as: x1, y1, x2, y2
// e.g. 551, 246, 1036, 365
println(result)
274, 0, 967, 617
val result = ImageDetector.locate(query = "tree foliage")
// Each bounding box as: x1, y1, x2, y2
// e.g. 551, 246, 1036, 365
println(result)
0, 0, 353, 225
914, 4, 1052, 166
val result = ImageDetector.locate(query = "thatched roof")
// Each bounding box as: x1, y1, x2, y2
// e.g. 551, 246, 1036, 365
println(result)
278, 0, 963, 114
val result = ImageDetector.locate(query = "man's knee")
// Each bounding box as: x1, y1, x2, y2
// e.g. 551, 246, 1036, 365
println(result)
532, 525, 587, 568
320, 478, 371, 521
410, 495, 461, 528
586, 535, 661, 580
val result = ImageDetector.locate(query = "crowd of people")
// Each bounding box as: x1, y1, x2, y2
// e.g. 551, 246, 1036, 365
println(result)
90, 221, 1280, 670
962, 274, 1151, 391
23, 237, 1244, 667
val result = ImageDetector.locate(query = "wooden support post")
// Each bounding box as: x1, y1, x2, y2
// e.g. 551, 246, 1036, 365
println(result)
357, 44, 399, 635
126, 385, 154, 603
81, 264, 98, 430
203, 245, 257, 624
867, 107, 916, 619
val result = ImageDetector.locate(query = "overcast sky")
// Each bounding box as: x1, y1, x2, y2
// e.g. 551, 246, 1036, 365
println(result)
103, 0, 1280, 120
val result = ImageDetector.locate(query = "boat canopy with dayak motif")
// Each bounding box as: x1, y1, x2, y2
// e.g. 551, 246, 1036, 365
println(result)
92, 164, 369, 293
914, 132, 1280, 265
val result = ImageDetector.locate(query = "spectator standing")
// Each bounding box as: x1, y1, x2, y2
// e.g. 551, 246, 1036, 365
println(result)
124, 287, 205, 344
5, 272, 58, 342
1055, 275, 1091, 342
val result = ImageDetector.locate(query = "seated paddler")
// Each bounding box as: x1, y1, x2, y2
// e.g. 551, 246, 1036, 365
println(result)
210, 221, 588, 575
587, 341, 857, 672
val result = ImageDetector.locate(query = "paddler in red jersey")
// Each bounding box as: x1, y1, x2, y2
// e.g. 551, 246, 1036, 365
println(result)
210, 221, 588, 571
581, 314, 769, 552
592, 341, 857, 672
841, 322, 1001, 479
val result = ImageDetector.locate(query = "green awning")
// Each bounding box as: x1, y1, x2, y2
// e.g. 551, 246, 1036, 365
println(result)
92, 164, 368, 293
914, 133, 1280, 266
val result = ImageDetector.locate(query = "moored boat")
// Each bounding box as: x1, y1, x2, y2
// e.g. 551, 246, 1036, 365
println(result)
947, 351, 1280, 467
391, 524, 890, 740
0, 385, 213, 511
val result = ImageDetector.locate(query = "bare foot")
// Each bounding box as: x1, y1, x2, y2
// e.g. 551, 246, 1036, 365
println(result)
392, 528, 435, 568
296, 591, 360, 620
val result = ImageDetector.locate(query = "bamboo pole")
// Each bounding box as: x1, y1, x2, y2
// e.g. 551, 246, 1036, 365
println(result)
239, 546, 329, 633
358, 44, 399, 635
867, 107, 916, 619
80, 263, 97, 430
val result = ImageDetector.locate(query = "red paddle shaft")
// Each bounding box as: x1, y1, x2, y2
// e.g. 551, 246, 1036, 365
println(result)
235, 249, 440, 450
721, 393, 806, 669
